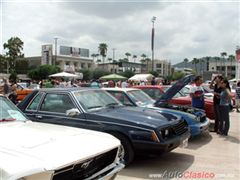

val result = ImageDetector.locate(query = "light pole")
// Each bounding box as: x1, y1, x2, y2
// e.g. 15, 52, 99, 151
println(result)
151, 16, 156, 72
112, 48, 116, 73
54, 37, 58, 66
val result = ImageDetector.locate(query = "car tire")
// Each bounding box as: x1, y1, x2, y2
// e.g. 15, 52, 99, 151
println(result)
110, 132, 135, 166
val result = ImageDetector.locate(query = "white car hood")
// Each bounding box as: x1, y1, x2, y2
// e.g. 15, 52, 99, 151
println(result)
0, 121, 120, 179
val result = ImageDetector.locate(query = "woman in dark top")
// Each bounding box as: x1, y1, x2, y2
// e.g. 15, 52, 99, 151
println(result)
219, 79, 232, 136
210, 75, 223, 133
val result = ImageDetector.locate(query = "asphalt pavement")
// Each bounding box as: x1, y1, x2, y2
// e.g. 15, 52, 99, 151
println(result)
116, 111, 240, 180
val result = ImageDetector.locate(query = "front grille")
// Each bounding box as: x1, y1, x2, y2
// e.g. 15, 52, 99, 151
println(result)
52, 148, 118, 180
172, 120, 188, 135
161, 120, 188, 139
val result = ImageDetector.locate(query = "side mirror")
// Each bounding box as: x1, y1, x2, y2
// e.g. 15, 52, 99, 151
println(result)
66, 108, 80, 117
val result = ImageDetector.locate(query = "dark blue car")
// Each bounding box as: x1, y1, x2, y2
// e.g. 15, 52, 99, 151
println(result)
18, 88, 190, 165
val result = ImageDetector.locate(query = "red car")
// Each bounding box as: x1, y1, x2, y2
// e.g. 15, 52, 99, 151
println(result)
134, 84, 215, 120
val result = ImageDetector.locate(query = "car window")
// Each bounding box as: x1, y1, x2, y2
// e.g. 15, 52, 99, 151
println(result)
0, 97, 27, 121
40, 93, 75, 113
108, 91, 133, 106
127, 90, 155, 106
74, 90, 121, 112
26, 92, 44, 111
141, 88, 163, 100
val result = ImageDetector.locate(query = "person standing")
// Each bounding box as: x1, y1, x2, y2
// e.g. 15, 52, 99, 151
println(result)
8, 82, 18, 104
219, 79, 232, 136
151, 77, 156, 85
3, 78, 10, 97
209, 75, 224, 133
190, 76, 205, 109
235, 81, 240, 112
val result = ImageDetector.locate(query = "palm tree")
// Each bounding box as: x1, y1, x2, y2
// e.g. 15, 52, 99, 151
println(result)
98, 43, 108, 69
140, 54, 147, 72
125, 52, 131, 61
205, 56, 211, 71
183, 58, 189, 68
228, 55, 235, 78
91, 53, 97, 61
145, 58, 151, 72
215, 57, 220, 73
192, 58, 199, 74
220, 52, 227, 75
133, 55, 137, 63
96, 59, 101, 64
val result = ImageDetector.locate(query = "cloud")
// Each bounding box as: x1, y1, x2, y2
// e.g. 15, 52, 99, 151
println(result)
1, 1, 239, 65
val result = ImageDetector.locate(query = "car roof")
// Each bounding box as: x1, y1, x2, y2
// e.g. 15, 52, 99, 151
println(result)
102, 87, 139, 92
37, 87, 101, 93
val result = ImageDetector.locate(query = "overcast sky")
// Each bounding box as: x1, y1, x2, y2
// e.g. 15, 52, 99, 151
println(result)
1, 0, 239, 64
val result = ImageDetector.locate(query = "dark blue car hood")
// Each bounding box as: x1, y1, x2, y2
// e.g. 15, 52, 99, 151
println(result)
87, 106, 180, 129
155, 74, 195, 105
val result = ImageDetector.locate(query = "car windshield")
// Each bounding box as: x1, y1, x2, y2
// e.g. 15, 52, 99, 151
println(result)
127, 90, 155, 106
0, 96, 28, 122
73, 90, 122, 112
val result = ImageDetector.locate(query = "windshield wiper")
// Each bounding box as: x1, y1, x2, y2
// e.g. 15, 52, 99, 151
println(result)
87, 105, 103, 110
105, 103, 120, 108
0, 118, 16, 122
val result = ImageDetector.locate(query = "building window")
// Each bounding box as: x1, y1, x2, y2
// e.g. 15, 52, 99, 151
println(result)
81, 63, 85, 68
66, 61, 70, 65
156, 64, 161, 68
88, 63, 91, 69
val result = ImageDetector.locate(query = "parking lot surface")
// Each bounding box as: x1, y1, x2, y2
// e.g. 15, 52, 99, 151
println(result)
116, 111, 240, 180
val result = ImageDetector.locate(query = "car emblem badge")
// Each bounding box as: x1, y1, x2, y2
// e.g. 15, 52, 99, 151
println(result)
81, 159, 93, 169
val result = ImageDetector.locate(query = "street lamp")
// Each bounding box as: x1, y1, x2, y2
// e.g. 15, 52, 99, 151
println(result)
151, 16, 156, 72
112, 48, 116, 73
54, 37, 58, 66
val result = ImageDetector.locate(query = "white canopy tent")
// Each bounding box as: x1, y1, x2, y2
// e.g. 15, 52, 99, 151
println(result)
128, 74, 154, 81
49, 72, 80, 78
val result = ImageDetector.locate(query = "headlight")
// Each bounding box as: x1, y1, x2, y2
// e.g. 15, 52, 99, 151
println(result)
160, 128, 170, 139
195, 116, 201, 122
129, 130, 160, 143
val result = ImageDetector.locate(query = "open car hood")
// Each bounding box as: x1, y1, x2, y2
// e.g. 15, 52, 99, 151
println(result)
155, 74, 195, 105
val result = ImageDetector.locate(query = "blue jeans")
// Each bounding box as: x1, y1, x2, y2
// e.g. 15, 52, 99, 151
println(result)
219, 105, 230, 135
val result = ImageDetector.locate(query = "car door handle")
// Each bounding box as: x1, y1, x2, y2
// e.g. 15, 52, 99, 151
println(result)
36, 115, 42, 119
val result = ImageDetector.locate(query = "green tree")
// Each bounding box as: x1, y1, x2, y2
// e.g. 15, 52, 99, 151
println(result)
98, 43, 108, 69
192, 58, 199, 74
119, 70, 135, 78
9, 71, 18, 83
0, 54, 7, 73
96, 59, 101, 64
3, 37, 24, 73
133, 55, 137, 63
183, 58, 189, 68
125, 52, 131, 61
92, 69, 109, 79
140, 54, 147, 72
220, 52, 227, 75
28, 65, 61, 80
172, 71, 185, 80
79, 69, 92, 81
228, 55, 235, 78
145, 58, 151, 72
148, 70, 158, 77
107, 58, 112, 63
16, 59, 29, 74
